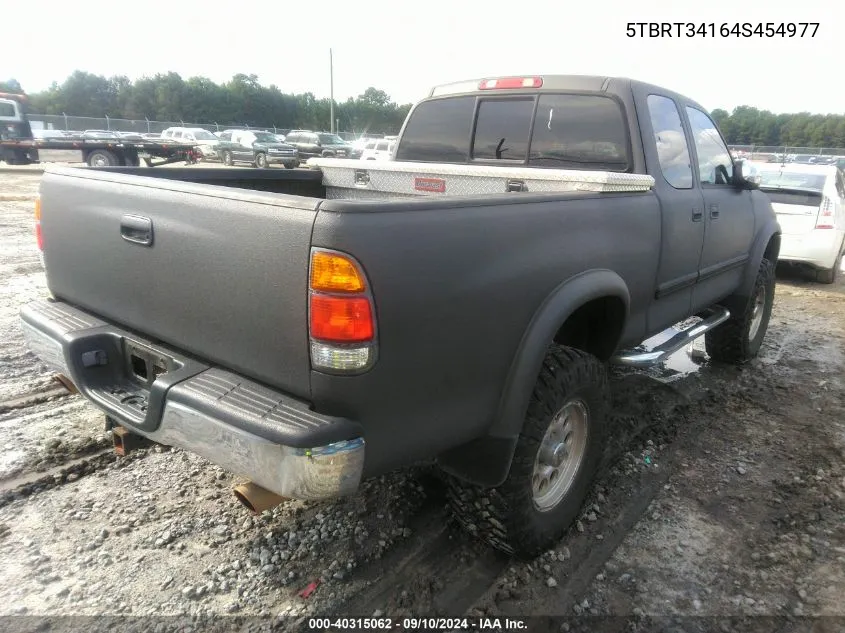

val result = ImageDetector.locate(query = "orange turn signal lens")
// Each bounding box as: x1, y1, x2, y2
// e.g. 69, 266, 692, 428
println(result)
310, 294, 374, 342
34, 197, 41, 221
310, 251, 366, 293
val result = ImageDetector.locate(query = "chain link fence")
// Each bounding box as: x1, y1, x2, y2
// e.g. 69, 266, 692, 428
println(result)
27, 113, 366, 140
730, 145, 845, 158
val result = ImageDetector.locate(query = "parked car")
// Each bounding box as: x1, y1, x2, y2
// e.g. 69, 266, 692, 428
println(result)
216, 129, 298, 168
160, 127, 220, 159
360, 138, 395, 160
22, 74, 780, 558
750, 162, 845, 282
285, 130, 355, 159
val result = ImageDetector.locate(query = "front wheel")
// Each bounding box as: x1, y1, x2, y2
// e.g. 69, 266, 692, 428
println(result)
447, 345, 607, 558
705, 257, 775, 363
255, 152, 268, 168
222, 151, 234, 166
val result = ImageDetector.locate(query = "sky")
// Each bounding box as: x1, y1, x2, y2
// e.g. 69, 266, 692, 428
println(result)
3, 0, 839, 114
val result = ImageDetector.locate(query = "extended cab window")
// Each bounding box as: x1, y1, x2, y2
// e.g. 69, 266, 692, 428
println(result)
529, 95, 629, 171
472, 99, 533, 161
395, 96, 474, 162
686, 107, 733, 185
647, 95, 693, 189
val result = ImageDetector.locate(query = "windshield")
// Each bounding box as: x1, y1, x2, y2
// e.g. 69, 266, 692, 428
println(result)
758, 171, 826, 192
192, 130, 217, 140
318, 133, 345, 145
253, 132, 278, 143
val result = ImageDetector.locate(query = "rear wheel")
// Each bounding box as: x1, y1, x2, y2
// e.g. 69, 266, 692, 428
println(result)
222, 151, 234, 166
815, 243, 843, 284
447, 345, 607, 558
87, 149, 119, 167
255, 152, 268, 168
705, 257, 775, 363
284, 162, 296, 169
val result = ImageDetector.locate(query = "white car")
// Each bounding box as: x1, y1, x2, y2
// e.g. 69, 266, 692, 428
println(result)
360, 139, 395, 161
160, 127, 221, 159
750, 162, 845, 283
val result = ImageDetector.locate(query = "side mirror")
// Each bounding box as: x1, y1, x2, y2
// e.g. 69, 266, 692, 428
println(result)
732, 161, 758, 190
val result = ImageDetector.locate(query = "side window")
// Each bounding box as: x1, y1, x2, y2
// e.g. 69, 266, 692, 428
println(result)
646, 95, 693, 189
472, 98, 533, 161
686, 106, 733, 185
173, 130, 183, 139
365, 141, 376, 150
394, 96, 475, 163
376, 141, 388, 151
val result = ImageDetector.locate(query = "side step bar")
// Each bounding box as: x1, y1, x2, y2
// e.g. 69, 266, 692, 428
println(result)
611, 306, 731, 367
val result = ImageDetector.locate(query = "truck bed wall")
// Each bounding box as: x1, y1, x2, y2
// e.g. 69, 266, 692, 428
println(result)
87, 166, 327, 198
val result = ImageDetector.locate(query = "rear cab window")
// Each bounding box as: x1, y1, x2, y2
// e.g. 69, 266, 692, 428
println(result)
0, 101, 19, 118
396, 92, 630, 171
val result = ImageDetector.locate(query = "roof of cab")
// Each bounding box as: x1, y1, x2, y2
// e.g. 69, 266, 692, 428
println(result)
427, 74, 705, 112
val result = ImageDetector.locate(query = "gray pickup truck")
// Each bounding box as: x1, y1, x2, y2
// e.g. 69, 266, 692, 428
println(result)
21, 75, 780, 557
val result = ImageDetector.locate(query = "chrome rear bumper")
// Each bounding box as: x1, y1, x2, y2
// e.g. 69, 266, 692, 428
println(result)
20, 299, 365, 500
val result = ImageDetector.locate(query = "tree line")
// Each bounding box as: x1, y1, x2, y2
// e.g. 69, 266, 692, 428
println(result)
3, 74, 845, 146
1, 72, 412, 134
709, 106, 845, 148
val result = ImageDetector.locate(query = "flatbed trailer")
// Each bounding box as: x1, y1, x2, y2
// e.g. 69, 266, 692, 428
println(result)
0, 137, 199, 167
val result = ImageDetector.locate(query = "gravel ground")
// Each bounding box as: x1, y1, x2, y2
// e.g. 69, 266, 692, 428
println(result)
0, 169, 843, 631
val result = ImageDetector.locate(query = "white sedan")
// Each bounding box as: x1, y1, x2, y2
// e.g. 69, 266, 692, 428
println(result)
748, 162, 845, 283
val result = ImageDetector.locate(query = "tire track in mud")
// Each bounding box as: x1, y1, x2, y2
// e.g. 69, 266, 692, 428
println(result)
0, 384, 73, 415
0, 443, 160, 508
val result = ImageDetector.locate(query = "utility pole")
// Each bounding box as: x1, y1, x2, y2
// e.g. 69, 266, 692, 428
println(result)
329, 48, 335, 134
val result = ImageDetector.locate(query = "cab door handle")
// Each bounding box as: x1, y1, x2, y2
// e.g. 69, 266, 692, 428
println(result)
692, 207, 703, 222
710, 204, 720, 219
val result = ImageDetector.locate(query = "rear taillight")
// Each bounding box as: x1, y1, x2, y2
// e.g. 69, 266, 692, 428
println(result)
34, 197, 43, 250
815, 196, 834, 229
308, 249, 376, 372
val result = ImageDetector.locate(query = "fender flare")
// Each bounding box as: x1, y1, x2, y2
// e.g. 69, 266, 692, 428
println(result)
738, 219, 781, 299
436, 269, 630, 487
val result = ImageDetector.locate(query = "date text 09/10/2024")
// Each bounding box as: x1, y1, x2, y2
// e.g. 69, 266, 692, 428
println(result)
626, 22, 819, 38
307, 617, 527, 630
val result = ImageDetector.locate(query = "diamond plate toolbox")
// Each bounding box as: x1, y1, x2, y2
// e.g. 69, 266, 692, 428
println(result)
308, 158, 655, 198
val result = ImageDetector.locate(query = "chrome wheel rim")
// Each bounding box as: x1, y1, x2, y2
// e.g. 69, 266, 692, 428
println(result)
92, 155, 107, 166
749, 285, 766, 340
532, 399, 589, 512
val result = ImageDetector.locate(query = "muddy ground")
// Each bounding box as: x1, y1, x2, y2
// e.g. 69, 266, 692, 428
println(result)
0, 167, 843, 631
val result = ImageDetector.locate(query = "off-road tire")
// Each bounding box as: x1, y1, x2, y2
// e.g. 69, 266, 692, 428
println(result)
705, 257, 775, 363
446, 345, 607, 558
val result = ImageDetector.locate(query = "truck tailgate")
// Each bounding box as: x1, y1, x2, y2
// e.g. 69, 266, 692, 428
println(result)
38, 168, 318, 399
